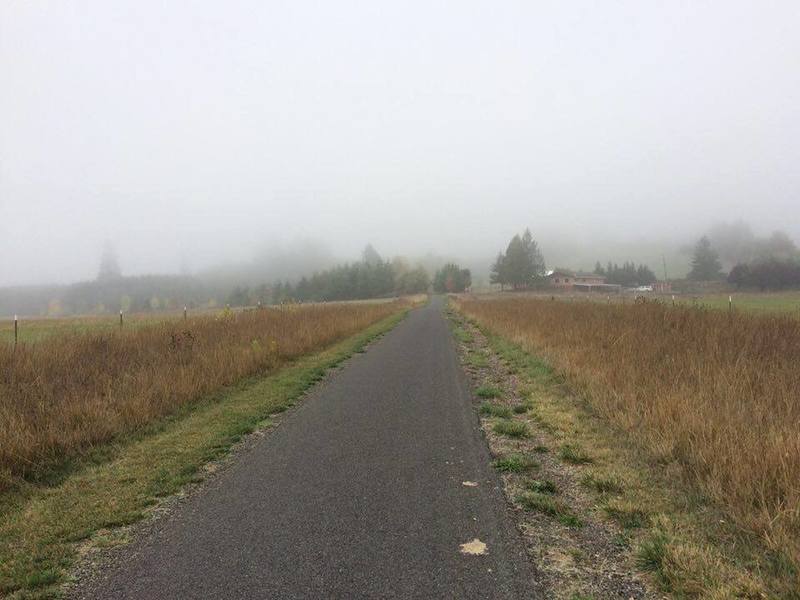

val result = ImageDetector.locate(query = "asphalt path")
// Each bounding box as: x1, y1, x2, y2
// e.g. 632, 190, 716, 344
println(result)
74, 296, 539, 599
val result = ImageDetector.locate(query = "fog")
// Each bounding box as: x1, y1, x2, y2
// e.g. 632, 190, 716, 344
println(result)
1, 0, 798, 287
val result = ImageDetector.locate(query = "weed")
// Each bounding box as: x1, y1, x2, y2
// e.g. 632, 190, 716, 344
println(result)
526, 478, 557, 494
612, 532, 631, 550
493, 420, 530, 438
582, 472, 624, 494
637, 532, 669, 573
512, 404, 528, 414
467, 352, 490, 368
516, 491, 582, 527
478, 402, 512, 418
559, 443, 593, 465
24, 570, 60, 589
604, 499, 650, 529
492, 454, 538, 473
475, 384, 501, 399
452, 326, 473, 344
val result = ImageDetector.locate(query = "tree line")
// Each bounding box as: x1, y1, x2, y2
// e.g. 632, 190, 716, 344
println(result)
593, 261, 657, 287
229, 245, 431, 305
728, 259, 800, 290
687, 233, 800, 289
432, 264, 471, 293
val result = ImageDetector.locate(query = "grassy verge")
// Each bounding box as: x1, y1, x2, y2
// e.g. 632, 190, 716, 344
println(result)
472, 321, 792, 597
0, 309, 407, 599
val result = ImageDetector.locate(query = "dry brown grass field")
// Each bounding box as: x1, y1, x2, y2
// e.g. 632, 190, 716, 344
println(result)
455, 295, 800, 579
0, 300, 409, 489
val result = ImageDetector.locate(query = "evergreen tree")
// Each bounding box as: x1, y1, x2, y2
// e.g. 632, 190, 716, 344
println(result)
503, 235, 527, 288
688, 236, 724, 281
362, 244, 382, 266
433, 264, 471, 293
490, 229, 546, 289
98, 242, 122, 280
490, 253, 507, 289
521, 228, 546, 282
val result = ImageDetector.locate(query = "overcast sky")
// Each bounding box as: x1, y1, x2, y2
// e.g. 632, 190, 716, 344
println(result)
1, 1, 798, 285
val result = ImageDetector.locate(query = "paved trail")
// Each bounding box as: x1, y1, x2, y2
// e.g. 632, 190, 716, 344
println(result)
75, 297, 538, 599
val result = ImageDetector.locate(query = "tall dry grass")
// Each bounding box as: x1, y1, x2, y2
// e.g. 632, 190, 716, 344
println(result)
0, 301, 406, 487
457, 296, 800, 569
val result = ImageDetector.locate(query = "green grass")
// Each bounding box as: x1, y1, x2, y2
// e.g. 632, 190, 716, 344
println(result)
451, 324, 474, 344
467, 351, 490, 368
0, 310, 408, 598
475, 384, 502, 399
636, 532, 669, 577
0, 313, 163, 343
493, 420, 530, 438
512, 403, 528, 414
478, 402, 512, 418
492, 454, 538, 473
558, 443, 593, 465
526, 478, 557, 494
516, 491, 582, 527
582, 472, 624, 494
604, 501, 650, 529
675, 291, 800, 315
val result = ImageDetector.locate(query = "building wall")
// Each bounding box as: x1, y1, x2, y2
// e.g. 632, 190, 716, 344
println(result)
550, 276, 573, 289
574, 276, 605, 285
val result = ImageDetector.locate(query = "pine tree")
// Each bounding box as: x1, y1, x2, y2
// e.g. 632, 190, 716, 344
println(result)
688, 236, 724, 281
521, 228, 546, 282
98, 242, 121, 280
362, 244, 382, 266
433, 264, 471, 293
490, 229, 546, 290
490, 253, 507, 289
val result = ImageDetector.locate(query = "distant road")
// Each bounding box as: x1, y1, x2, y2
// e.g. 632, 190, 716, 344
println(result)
74, 296, 538, 599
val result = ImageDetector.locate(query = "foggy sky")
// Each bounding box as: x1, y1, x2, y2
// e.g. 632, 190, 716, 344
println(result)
1, 1, 798, 285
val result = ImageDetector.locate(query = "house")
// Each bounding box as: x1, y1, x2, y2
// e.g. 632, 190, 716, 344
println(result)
548, 269, 579, 289
547, 269, 621, 293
